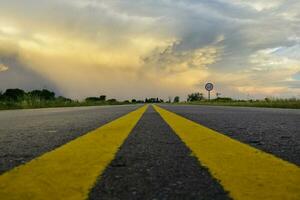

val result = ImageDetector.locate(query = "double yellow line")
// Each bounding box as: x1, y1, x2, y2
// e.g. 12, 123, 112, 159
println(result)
0, 105, 299, 200
0, 105, 148, 200
154, 105, 300, 200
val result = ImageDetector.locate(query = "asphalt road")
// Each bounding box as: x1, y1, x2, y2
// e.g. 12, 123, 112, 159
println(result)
160, 104, 300, 165
0, 105, 141, 174
90, 106, 230, 200
0, 104, 299, 199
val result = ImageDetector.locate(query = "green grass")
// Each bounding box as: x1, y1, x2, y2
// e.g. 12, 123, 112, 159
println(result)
0, 100, 129, 110
181, 99, 300, 109
2, 97, 299, 110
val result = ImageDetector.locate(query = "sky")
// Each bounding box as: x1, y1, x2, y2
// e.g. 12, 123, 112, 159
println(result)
0, 0, 300, 100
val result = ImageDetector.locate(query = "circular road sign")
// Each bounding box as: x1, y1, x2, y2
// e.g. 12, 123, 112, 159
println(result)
205, 83, 214, 91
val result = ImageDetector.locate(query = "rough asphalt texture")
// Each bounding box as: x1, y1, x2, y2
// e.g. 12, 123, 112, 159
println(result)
89, 106, 230, 200
161, 104, 300, 165
0, 105, 141, 174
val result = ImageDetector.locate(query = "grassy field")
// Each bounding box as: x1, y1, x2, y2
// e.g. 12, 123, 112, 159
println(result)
0, 100, 129, 110
182, 98, 300, 109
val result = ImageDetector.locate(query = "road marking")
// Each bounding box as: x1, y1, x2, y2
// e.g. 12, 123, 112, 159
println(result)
154, 105, 300, 200
0, 105, 148, 200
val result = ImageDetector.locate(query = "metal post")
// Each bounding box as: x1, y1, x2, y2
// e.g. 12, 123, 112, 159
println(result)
205, 83, 213, 101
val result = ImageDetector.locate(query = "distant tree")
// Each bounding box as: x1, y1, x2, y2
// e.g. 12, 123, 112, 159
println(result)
151, 98, 157, 103
28, 89, 55, 100
123, 100, 130, 104
173, 96, 180, 103
99, 95, 106, 101
85, 97, 100, 102
187, 92, 204, 102
215, 97, 232, 102
131, 99, 137, 103
28, 90, 40, 99
3, 89, 26, 101
107, 99, 117, 103
264, 97, 272, 102
216, 92, 221, 98
57, 96, 72, 102
144, 98, 164, 103
41, 89, 55, 100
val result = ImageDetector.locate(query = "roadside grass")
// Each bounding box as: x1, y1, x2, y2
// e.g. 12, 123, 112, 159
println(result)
180, 98, 300, 109
0, 100, 128, 110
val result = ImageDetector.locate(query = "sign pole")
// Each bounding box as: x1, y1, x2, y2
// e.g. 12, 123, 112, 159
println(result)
205, 83, 214, 101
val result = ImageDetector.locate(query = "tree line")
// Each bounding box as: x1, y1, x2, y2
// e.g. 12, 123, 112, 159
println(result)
0, 88, 229, 105
0, 88, 166, 110
0, 88, 236, 109
0, 89, 71, 103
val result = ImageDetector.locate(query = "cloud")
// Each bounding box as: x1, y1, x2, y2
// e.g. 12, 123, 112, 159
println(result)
0, 64, 8, 72
142, 40, 221, 74
0, 0, 299, 99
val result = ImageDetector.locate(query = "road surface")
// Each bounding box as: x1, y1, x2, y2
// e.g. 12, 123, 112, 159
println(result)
0, 104, 299, 200
0, 105, 141, 173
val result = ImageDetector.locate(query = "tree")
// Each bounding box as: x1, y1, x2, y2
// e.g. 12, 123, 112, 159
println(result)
41, 89, 55, 100
107, 99, 117, 103
3, 89, 26, 101
57, 96, 72, 102
85, 97, 100, 102
28, 89, 55, 100
187, 92, 204, 102
173, 96, 180, 103
131, 99, 137, 103
99, 95, 106, 101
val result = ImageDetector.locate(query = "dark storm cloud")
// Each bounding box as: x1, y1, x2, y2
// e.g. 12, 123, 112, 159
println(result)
0, 44, 60, 94
0, 0, 299, 98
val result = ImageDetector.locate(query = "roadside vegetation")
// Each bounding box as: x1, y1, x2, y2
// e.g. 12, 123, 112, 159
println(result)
1, 88, 299, 110
181, 92, 300, 109
0, 88, 144, 110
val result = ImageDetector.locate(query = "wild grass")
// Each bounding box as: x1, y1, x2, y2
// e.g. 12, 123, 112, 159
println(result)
0, 100, 126, 110
183, 98, 300, 109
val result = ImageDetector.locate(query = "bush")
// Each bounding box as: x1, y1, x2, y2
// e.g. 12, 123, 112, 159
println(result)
28, 89, 55, 100
214, 97, 233, 102
3, 89, 26, 101
173, 96, 180, 103
187, 93, 204, 102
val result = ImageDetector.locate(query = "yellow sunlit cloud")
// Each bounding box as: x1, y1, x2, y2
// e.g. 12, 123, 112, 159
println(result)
0, 0, 299, 99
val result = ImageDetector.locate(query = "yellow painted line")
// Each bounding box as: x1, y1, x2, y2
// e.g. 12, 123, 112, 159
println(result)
154, 105, 300, 200
0, 105, 148, 200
